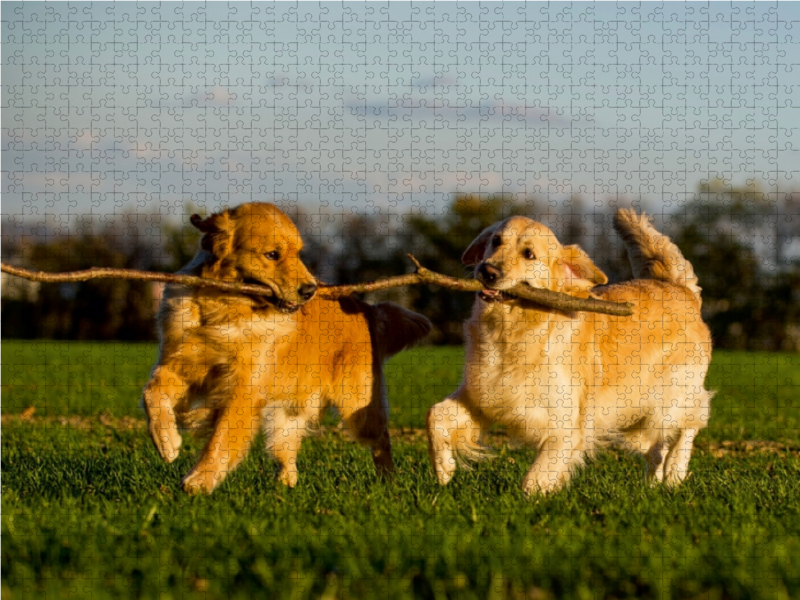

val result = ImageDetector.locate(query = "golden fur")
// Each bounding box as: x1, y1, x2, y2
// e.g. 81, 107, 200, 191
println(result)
426, 209, 713, 495
142, 202, 431, 494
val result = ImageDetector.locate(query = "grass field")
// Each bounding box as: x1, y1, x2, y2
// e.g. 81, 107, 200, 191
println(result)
3, 341, 800, 599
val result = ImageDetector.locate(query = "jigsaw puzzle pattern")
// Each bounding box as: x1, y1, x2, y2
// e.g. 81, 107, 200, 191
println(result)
4, 3, 800, 597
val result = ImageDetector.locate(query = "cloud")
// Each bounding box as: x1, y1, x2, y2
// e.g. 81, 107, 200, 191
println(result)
206, 86, 235, 104
72, 130, 98, 149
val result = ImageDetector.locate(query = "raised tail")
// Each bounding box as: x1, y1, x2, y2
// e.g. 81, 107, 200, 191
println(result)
371, 302, 432, 361
613, 208, 702, 300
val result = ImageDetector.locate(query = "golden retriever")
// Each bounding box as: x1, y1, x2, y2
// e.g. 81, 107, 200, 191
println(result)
142, 202, 431, 494
426, 209, 713, 495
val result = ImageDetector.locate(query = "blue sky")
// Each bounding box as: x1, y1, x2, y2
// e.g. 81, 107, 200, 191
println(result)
3, 1, 800, 223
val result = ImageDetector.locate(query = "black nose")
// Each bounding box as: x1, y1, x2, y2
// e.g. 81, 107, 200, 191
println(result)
478, 263, 502, 285
298, 282, 317, 301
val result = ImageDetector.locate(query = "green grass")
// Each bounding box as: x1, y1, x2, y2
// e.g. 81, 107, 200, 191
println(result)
3, 342, 800, 599
4, 341, 799, 440
1, 341, 464, 428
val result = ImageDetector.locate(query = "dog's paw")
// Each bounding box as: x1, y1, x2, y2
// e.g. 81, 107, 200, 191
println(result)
645, 470, 665, 487
432, 463, 455, 486
521, 472, 565, 497
372, 450, 396, 480
277, 467, 298, 488
144, 403, 183, 463
376, 466, 396, 482
149, 422, 183, 463
181, 468, 221, 495
429, 450, 457, 485
663, 470, 689, 490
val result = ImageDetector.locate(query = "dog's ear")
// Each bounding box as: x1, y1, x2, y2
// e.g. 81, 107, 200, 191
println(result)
191, 210, 234, 259
557, 245, 608, 293
190, 212, 224, 233
462, 223, 500, 267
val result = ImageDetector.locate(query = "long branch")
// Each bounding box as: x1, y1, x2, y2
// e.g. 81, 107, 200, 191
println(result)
1, 259, 633, 316
0, 263, 280, 298
405, 256, 633, 316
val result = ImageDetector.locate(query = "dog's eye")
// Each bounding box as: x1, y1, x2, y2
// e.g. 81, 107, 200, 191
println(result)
492, 236, 502, 248
522, 248, 536, 260
265, 251, 280, 261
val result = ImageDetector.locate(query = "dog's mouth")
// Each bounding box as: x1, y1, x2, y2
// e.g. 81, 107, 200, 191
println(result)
273, 299, 302, 314
479, 288, 516, 303
241, 278, 301, 313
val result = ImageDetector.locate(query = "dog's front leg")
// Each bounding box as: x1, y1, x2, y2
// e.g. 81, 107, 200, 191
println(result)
426, 396, 484, 485
522, 434, 584, 496
142, 365, 187, 463
181, 385, 261, 494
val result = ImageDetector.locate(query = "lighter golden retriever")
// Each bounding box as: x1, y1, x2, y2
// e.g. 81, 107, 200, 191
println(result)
426, 209, 713, 495
143, 202, 431, 494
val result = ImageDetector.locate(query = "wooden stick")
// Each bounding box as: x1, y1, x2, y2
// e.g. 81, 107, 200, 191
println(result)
405, 256, 633, 316
1, 259, 633, 316
0, 262, 280, 298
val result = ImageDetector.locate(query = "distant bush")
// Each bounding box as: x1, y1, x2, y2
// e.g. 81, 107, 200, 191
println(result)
4, 183, 800, 349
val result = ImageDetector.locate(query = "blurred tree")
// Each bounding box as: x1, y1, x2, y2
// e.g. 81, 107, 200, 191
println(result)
160, 203, 204, 272
5, 186, 800, 350
673, 177, 800, 350
3, 211, 163, 340
23, 232, 156, 341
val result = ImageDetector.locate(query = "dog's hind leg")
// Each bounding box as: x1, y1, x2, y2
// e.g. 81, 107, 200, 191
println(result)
659, 386, 710, 488
340, 385, 396, 478
181, 380, 262, 494
142, 365, 188, 463
522, 433, 585, 496
645, 440, 666, 484
261, 405, 312, 488
663, 428, 700, 487
426, 396, 485, 485
622, 420, 666, 485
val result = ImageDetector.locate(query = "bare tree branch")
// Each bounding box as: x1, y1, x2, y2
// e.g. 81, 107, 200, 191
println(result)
405, 256, 633, 316
0, 262, 279, 297
1, 259, 633, 316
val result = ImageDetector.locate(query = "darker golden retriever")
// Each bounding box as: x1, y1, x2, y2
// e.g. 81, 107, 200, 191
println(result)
143, 202, 430, 493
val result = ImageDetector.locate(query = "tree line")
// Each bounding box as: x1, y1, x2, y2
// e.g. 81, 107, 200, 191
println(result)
4, 182, 800, 350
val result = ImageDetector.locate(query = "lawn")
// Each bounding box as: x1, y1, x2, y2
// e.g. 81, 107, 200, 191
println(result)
3, 341, 800, 599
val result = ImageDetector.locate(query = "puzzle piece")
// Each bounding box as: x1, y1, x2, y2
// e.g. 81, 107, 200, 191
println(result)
3, 3, 800, 598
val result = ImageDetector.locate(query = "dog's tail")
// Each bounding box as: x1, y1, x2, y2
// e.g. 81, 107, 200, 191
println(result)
372, 302, 432, 361
613, 208, 702, 300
